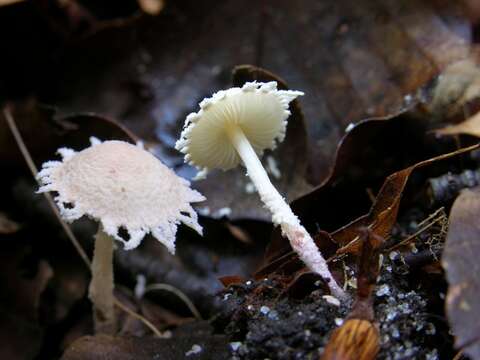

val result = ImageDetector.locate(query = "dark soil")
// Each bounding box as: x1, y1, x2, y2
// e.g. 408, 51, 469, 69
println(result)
211, 209, 454, 360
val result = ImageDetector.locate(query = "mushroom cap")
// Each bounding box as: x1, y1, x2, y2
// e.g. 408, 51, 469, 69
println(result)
37, 139, 205, 252
175, 81, 303, 179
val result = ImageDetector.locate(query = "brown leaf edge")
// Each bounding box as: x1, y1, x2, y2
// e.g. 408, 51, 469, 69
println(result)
256, 142, 480, 279
443, 187, 480, 359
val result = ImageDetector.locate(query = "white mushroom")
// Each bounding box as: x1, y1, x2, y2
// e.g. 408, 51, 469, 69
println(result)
37, 138, 205, 333
175, 81, 345, 299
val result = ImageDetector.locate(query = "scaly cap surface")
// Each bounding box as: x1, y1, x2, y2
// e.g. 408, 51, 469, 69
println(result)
38, 139, 205, 252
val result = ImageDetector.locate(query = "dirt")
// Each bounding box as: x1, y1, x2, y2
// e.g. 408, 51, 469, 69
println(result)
209, 208, 454, 360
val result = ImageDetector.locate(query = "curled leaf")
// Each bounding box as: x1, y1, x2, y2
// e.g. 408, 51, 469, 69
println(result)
443, 187, 480, 359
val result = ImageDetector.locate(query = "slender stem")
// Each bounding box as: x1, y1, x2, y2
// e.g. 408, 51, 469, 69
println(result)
4, 106, 165, 336
89, 227, 116, 334
226, 125, 346, 299
3, 106, 92, 267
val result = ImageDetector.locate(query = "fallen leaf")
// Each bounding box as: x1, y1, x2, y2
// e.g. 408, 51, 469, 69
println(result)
321, 319, 379, 360
0, 212, 20, 234
443, 187, 480, 359
347, 229, 382, 322
435, 108, 480, 138
62, 322, 229, 360
333, 145, 478, 255
29, 0, 473, 191
260, 110, 479, 276
262, 112, 435, 267
426, 58, 480, 122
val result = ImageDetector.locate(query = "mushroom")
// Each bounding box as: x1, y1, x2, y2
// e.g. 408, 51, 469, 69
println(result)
37, 138, 205, 333
176, 81, 345, 299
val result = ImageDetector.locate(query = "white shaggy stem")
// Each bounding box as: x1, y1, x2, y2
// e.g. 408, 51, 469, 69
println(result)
89, 227, 116, 334
226, 126, 346, 299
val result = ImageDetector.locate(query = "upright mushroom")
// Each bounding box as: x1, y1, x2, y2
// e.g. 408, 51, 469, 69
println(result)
176, 81, 345, 299
38, 138, 204, 333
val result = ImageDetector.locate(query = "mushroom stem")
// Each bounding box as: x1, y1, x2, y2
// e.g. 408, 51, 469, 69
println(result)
226, 125, 346, 299
89, 227, 116, 334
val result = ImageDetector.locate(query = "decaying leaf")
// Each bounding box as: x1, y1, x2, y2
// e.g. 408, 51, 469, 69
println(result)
426, 58, 480, 121
321, 319, 379, 360
334, 144, 479, 256
28, 0, 473, 190
443, 187, 480, 359
435, 109, 480, 138
260, 109, 479, 276
62, 322, 229, 360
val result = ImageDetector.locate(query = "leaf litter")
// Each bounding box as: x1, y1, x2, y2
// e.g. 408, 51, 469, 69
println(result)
1, 1, 480, 359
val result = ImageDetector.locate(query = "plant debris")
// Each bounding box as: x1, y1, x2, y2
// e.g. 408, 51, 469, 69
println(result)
443, 187, 480, 359
1, 1, 480, 359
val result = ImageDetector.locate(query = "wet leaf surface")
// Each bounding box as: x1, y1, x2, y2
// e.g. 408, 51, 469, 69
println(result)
16, 0, 470, 197
443, 187, 480, 359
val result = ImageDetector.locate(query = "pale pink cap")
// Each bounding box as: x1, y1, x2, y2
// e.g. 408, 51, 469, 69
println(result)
38, 138, 205, 253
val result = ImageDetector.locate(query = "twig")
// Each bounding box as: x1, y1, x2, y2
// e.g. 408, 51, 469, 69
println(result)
386, 208, 445, 252
144, 283, 203, 320
3, 105, 163, 337
113, 298, 163, 337
3, 106, 91, 267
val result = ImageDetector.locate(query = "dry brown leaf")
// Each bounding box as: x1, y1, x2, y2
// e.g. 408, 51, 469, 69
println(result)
259, 109, 478, 275
443, 187, 480, 359
0, 0, 22, 7
62, 322, 229, 360
138, 0, 165, 15
332, 144, 479, 257
436, 109, 480, 137
321, 319, 379, 360
426, 59, 480, 121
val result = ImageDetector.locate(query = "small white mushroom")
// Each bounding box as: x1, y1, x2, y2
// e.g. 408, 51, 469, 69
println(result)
175, 81, 345, 299
37, 138, 204, 333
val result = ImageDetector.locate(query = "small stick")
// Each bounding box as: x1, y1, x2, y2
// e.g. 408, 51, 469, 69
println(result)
3, 105, 163, 337
144, 283, 203, 320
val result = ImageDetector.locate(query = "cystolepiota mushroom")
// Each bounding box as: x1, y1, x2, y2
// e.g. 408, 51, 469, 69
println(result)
176, 81, 345, 299
38, 138, 204, 333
